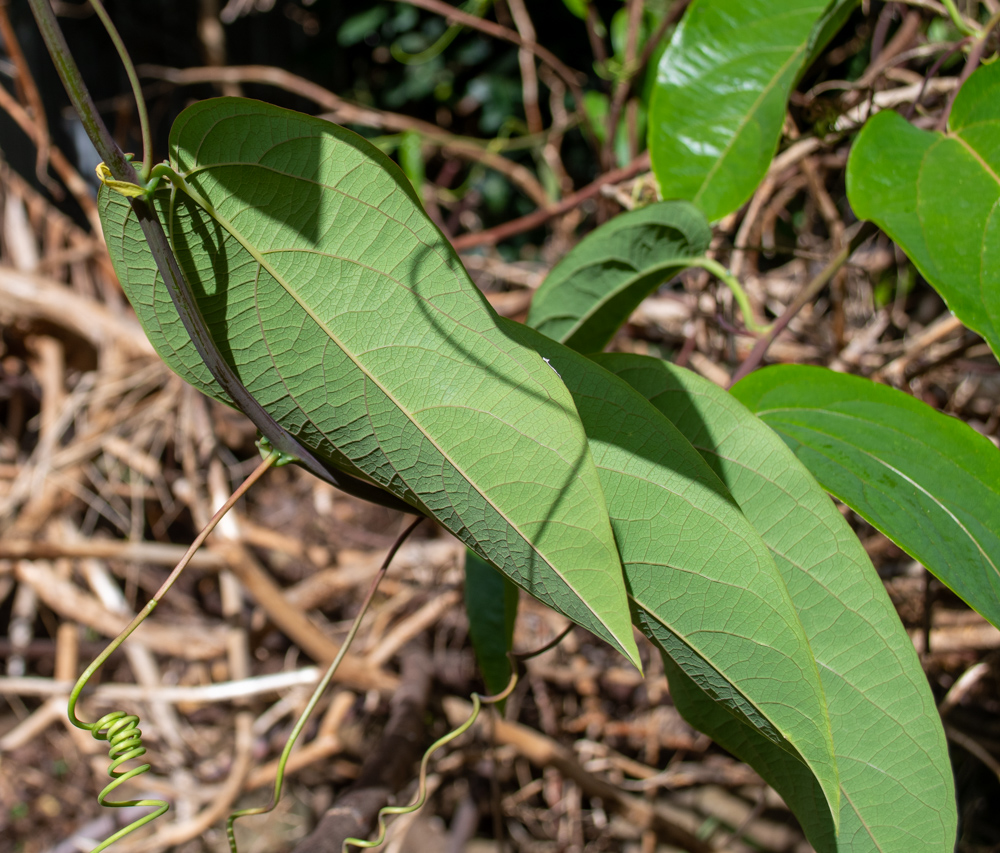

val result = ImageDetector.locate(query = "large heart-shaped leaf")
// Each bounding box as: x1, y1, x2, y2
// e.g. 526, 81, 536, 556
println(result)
99, 97, 639, 667
602, 354, 956, 853
525, 201, 710, 353
649, 0, 846, 221
847, 61, 1000, 359
733, 365, 1000, 630
509, 321, 841, 826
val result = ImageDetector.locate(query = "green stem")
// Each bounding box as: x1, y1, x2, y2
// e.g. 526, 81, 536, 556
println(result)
227, 517, 425, 852
86, 0, 153, 180
940, 0, 983, 38
26, 0, 135, 182
689, 257, 772, 335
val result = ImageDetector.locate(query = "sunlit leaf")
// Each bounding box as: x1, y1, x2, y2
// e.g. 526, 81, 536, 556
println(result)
847, 61, 1000, 359
510, 321, 841, 824
99, 97, 640, 668
649, 0, 841, 221
603, 354, 956, 853
733, 365, 1000, 630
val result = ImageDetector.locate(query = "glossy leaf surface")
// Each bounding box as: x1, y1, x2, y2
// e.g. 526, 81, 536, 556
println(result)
99, 97, 640, 667
733, 365, 1000, 630
847, 61, 1000, 359
603, 354, 955, 853
525, 201, 710, 353
510, 321, 840, 823
649, 0, 832, 221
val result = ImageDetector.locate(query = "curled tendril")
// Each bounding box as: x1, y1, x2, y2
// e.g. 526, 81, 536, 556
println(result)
68, 452, 279, 853
343, 674, 518, 853
75, 711, 170, 853
342, 624, 574, 852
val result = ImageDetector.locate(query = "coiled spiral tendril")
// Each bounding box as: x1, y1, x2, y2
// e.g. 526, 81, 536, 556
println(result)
82, 710, 169, 853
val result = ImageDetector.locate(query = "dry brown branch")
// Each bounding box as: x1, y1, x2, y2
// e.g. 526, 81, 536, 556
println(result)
397, 0, 588, 104
137, 64, 553, 209
0, 86, 102, 235
0, 0, 58, 194
0, 265, 152, 354
14, 560, 230, 659
505, 0, 543, 135
452, 151, 650, 249
216, 540, 397, 692
365, 588, 461, 667
0, 666, 329, 703
730, 221, 878, 385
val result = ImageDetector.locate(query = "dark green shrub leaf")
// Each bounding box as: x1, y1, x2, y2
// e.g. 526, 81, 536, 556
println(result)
602, 354, 956, 853
526, 201, 710, 353
733, 365, 1000, 629
847, 61, 1000, 359
99, 97, 640, 668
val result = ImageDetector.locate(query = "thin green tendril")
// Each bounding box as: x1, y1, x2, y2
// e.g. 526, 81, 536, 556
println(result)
340, 625, 568, 852
67, 452, 278, 853
390, 0, 493, 65
342, 674, 518, 853
227, 517, 425, 852
86, 0, 154, 182
690, 256, 772, 335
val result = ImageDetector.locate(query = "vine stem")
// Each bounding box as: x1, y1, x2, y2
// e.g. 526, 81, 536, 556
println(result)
26, 0, 135, 182
27, 0, 415, 514
227, 516, 425, 852
68, 451, 279, 729
940, 0, 983, 37
85, 0, 153, 181
688, 256, 771, 335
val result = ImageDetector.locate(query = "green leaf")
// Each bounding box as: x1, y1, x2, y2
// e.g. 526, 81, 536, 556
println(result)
337, 6, 389, 47
99, 97, 640, 669
509, 321, 841, 826
649, 0, 835, 221
804, 0, 861, 70
602, 354, 956, 853
733, 365, 1000, 630
464, 548, 518, 702
847, 61, 1000, 359
560, 0, 589, 20
525, 201, 711, 353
